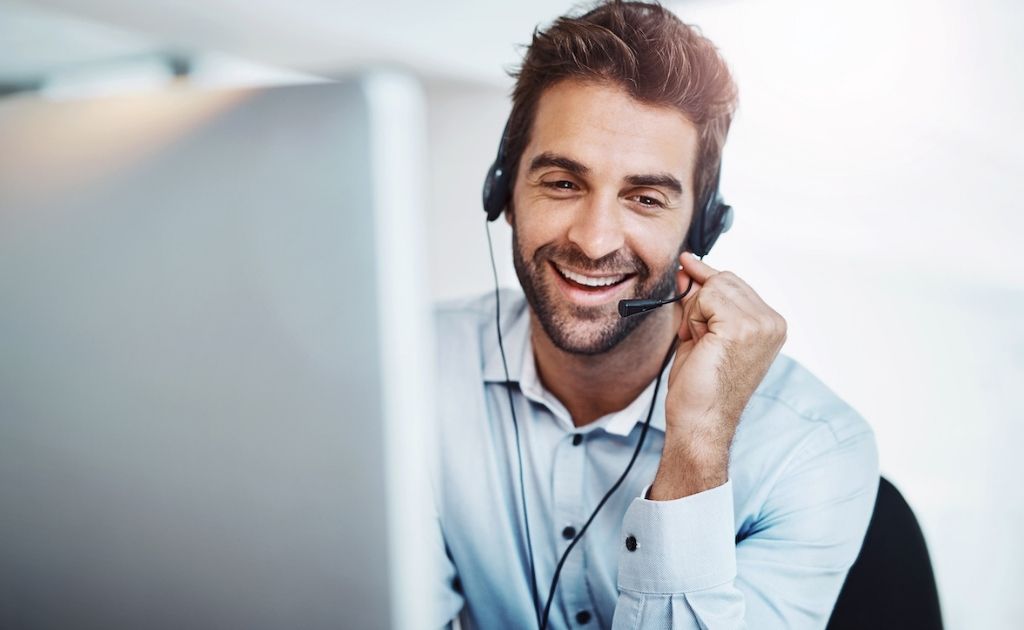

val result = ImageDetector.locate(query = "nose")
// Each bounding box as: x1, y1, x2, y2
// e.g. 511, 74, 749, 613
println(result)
565, 191, 625, 262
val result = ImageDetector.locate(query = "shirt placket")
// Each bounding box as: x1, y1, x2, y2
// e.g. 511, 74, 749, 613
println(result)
550, 430, 597, 627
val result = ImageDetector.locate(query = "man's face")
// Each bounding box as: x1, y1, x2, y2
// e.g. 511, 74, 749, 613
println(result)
510, 79, 699, 355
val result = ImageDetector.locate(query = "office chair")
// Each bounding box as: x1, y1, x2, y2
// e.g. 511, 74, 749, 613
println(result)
826, 476, 943, 629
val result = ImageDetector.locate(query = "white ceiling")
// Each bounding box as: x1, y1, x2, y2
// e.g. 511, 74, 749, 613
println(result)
1, 0, 1021, 289
0, 0, 583, 85
0, 1, 162, 82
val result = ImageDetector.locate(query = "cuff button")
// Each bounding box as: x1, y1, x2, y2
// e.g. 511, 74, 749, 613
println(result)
625, 535, 638, 552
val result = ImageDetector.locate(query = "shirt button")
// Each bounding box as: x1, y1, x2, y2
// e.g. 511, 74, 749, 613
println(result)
561, 526, 577, 540
575, 610, 592, 624
572, 434, 583, 446
625, 535, 638, 552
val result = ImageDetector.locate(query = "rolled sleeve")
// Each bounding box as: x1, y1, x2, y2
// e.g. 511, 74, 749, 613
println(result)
617, 479, 737, 594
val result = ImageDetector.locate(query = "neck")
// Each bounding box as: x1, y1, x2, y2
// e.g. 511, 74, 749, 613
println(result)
531, 307, 679, 427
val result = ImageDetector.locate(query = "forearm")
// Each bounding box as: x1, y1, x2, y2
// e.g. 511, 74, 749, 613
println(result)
648, 427, 731, 501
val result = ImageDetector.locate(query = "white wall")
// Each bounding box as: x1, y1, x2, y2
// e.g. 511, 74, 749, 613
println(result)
423, 78, 516, 301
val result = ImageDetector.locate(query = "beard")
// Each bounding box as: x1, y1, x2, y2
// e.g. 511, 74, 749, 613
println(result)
512, 229, 678, 356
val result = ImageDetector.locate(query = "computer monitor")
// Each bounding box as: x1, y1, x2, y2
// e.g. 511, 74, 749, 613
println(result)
0, 75, 436, 629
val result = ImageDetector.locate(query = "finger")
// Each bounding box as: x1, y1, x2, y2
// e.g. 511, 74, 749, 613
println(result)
675, 263, 702, 297
681, 288, 714, 343
678, 251, 721, 284
703, 271, 778, 327
675, 303, 695, 342
704, 273, 762, 322
684, 278, 783, 349
674, 267, 702, 342
682, 280, 752, 343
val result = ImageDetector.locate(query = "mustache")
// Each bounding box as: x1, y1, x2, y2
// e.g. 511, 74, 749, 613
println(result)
534, 243, 649, 277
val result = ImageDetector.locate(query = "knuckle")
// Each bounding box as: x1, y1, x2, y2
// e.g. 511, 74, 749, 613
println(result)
773, 312, 788, 336
719, 271, 745, 289
736, 316, 758, 340
713, 272, 737, 290
696, 289, 717, 308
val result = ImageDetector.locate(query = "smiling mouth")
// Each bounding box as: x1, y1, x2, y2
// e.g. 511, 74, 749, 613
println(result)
551, 262, 636, 290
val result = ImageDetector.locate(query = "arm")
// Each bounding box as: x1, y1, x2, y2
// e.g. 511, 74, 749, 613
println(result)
610, 253, 877, 627
611, 424, 879, 628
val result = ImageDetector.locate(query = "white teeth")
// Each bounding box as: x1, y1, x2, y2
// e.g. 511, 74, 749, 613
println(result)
555, 265, 627, 287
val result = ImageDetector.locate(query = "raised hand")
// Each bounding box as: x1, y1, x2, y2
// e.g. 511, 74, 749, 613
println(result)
649, 253, 787, 500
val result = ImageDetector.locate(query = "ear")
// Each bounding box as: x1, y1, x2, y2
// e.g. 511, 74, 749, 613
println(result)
504, 201, 515, 227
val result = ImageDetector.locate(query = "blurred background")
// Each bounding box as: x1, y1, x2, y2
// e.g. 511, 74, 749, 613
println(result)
1, 0, 1021, 627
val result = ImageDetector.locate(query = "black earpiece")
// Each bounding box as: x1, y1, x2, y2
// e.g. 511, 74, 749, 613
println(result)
482, 120, 513, 222
684, 165, 733, 258
481, 117, 734, 255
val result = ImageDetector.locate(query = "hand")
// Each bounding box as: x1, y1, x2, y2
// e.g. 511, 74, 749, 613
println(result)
649, 253, 787, 500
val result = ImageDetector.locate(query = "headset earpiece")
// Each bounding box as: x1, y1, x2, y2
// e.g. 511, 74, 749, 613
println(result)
685, 167, 734, 257
482, 116, 734, 256
483, 120, 513, 222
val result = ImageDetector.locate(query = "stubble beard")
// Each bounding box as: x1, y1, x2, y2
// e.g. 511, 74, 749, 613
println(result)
511, 229, 678, 356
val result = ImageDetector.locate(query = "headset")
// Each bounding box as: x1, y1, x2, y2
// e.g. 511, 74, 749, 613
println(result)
482, 119, 734, 256
481, 114, 734, 629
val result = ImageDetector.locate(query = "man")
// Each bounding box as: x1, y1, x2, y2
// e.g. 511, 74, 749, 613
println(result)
431, 1, 879, 628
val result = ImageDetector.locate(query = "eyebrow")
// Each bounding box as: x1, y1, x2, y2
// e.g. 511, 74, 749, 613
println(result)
527, 152, 590, 176
625, 174, 683, 196
527, 152, 684, 197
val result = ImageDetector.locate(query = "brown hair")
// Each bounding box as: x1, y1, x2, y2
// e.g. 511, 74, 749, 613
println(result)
507, 0, 738, 212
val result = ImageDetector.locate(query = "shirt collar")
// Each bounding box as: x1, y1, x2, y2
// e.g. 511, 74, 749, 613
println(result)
481, 289, 532, 384
482, 290, 670, 435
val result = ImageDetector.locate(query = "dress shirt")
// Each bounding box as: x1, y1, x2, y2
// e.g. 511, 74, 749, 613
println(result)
430, 289, 879, 629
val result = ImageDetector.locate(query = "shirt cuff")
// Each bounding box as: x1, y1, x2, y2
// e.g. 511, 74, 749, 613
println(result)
617, 479, 736, 594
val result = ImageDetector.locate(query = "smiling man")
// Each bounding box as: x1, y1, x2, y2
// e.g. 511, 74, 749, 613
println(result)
431, 2, 879, 628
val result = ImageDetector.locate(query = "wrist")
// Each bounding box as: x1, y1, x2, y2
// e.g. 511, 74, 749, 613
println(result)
647, 438, 729, 501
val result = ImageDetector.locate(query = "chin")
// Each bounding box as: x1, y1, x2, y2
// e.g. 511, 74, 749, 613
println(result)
536, 300, 644, 356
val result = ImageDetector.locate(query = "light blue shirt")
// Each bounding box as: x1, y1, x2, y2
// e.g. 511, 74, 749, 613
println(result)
430, 289, 879, 629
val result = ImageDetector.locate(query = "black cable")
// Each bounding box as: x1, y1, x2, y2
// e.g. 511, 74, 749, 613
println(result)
486, 215, 699, 628
539, 269, 697, 629
485, 220, 542, 627
539, 330, 684, 630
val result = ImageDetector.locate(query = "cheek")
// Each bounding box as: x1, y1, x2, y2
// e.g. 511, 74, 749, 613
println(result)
623, 216, 688, 269
513, 202, 574, 254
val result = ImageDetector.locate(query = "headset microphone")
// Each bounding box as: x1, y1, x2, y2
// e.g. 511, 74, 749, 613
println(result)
618, 293, 686, 318
617, 268, 699, 317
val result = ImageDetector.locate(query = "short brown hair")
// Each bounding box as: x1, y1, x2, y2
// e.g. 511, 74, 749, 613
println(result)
507, 0, 738, 213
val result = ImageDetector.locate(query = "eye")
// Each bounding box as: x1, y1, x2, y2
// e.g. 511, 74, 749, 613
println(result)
542, 180, 578, 191
631, 194, 665, 208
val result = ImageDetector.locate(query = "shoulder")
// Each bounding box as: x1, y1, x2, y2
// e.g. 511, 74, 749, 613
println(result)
732, 353, 879, 497
434, 288, 527, 347
432, 288, 529, 386
434, 289, 508, 327
749, 353, 874, 446
734, 355, 880, 566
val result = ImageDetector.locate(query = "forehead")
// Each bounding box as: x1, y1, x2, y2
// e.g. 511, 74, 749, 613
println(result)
523, 79, 699, 184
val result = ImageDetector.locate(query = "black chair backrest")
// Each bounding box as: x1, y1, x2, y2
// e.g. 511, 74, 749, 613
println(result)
827, 477, 943, 630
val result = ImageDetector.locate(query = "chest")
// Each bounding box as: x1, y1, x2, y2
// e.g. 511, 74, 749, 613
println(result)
436, 384, 665, 627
